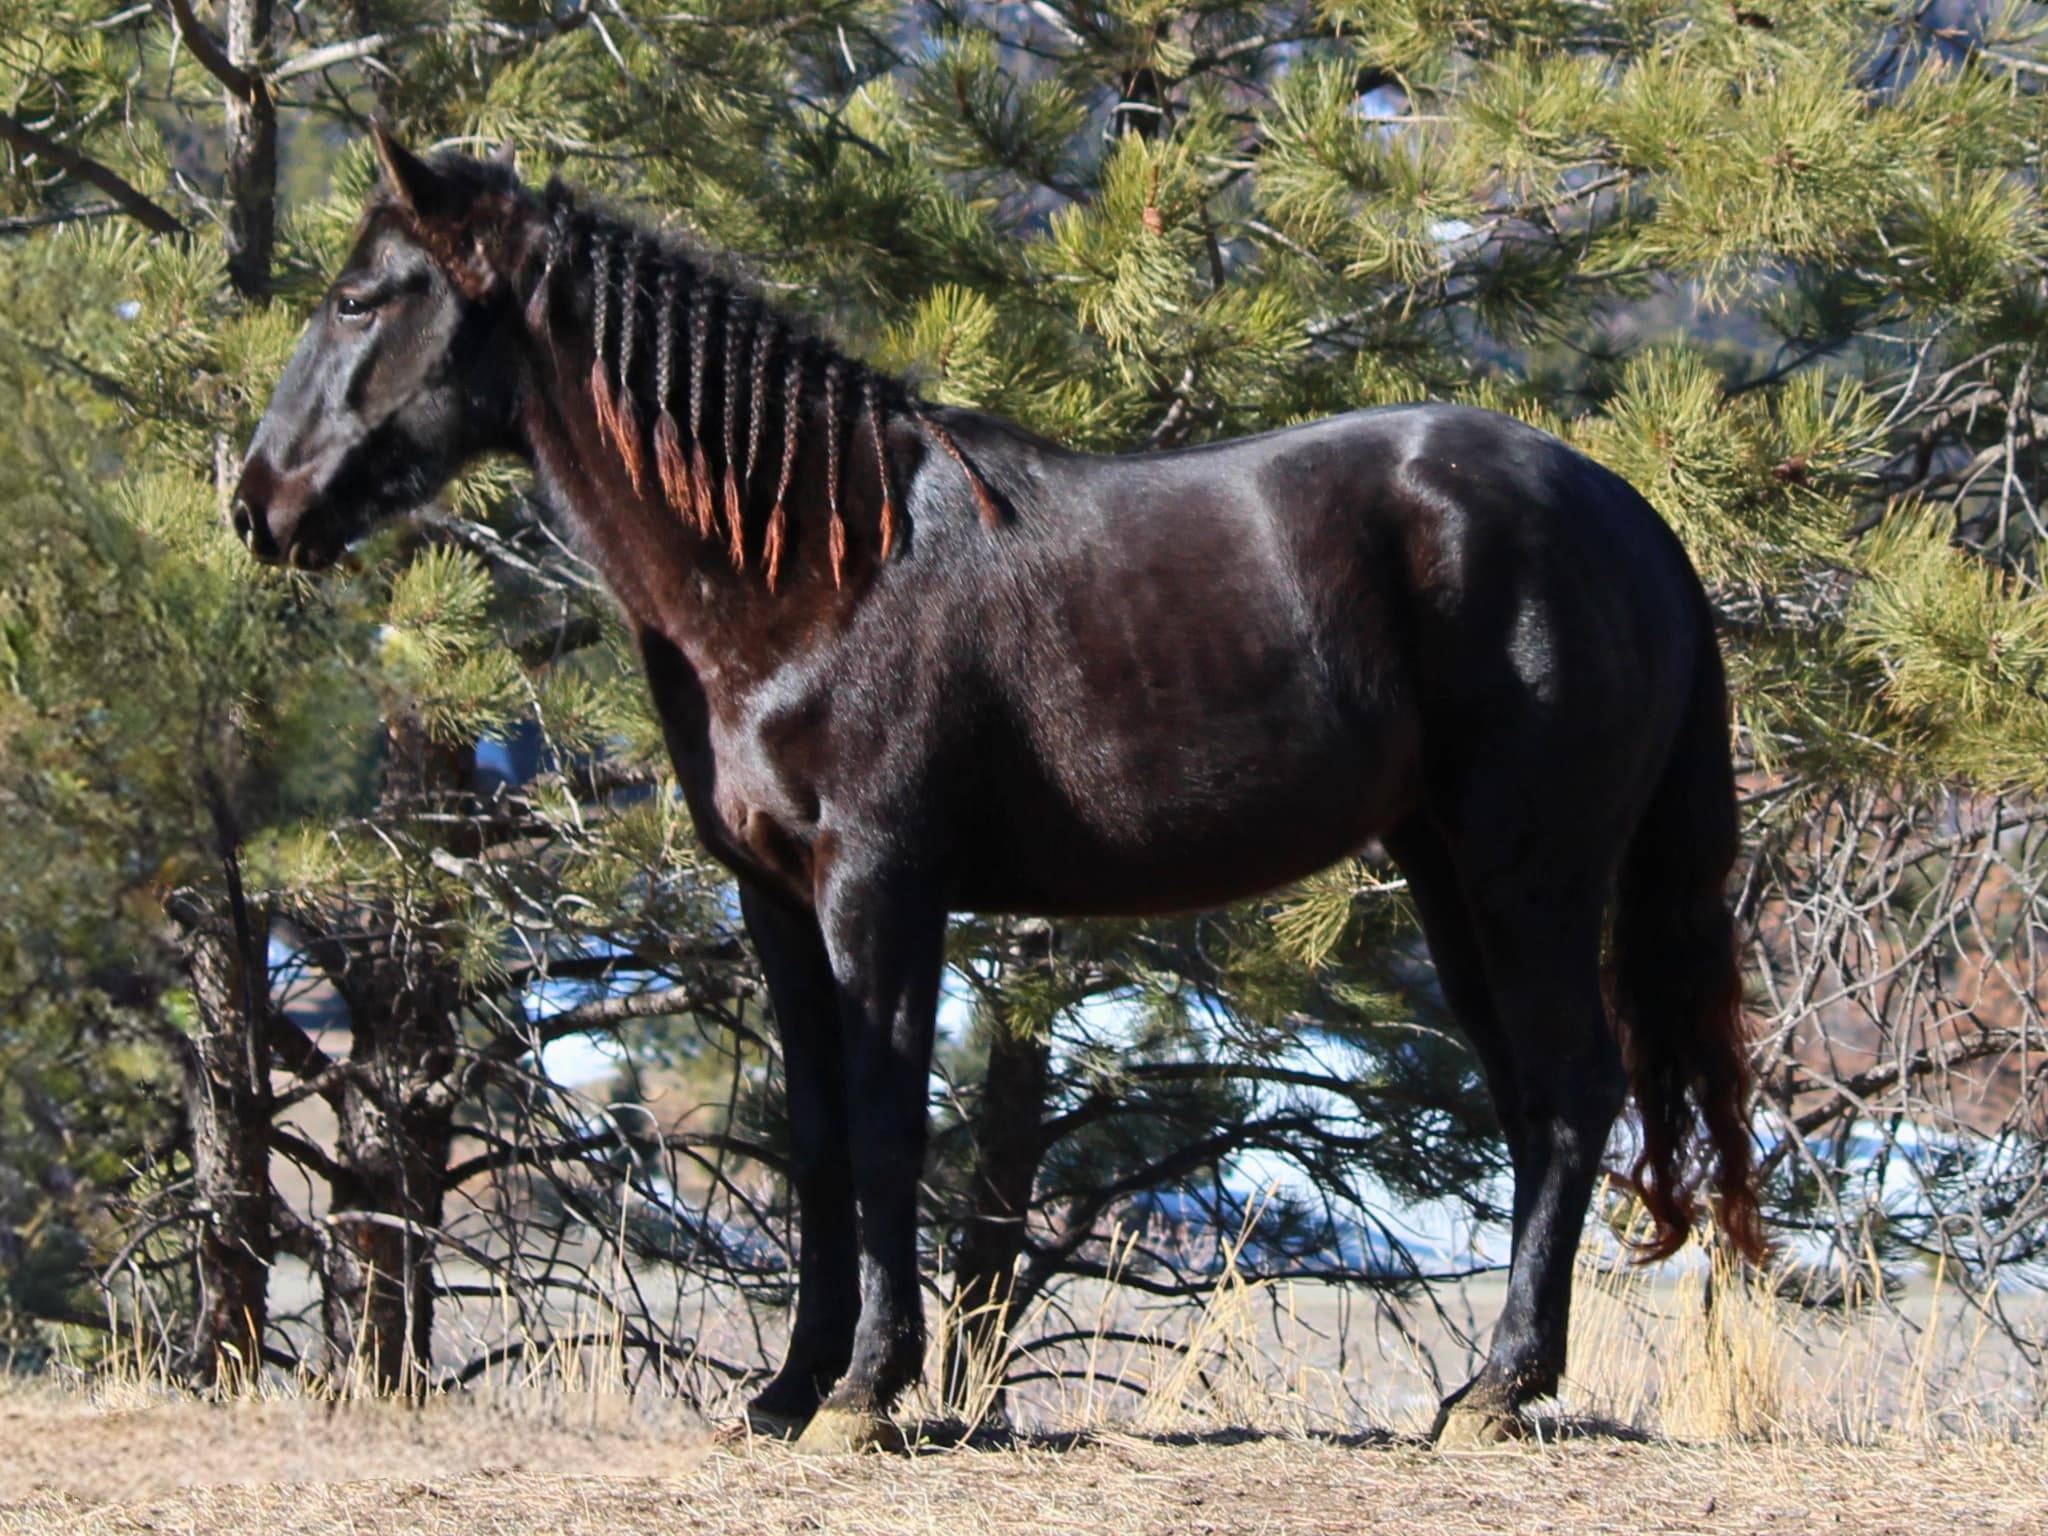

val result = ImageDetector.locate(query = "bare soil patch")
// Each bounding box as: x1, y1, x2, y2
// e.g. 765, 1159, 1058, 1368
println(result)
1, 1394, 2043, 1536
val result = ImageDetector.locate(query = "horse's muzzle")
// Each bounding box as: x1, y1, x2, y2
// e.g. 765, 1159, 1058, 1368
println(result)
230, 452, 319, 565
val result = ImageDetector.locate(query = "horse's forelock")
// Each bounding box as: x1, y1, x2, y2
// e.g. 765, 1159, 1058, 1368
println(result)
355, 152, 532, 300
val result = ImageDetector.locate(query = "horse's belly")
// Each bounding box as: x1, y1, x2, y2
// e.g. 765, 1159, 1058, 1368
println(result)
956, 726, 1417, 917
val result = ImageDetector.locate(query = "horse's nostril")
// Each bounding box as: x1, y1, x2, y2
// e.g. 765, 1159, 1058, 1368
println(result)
231, 455, 285, 559
231, 494, 282, 561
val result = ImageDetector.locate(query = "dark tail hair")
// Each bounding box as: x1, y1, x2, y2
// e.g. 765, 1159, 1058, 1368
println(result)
1609, 604, 1766, 1265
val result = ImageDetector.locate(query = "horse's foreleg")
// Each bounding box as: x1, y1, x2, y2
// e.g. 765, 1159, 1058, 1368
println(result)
794, 870, 945, 1455
1434, 884, 1625, 1447
738, 882, 859, 1437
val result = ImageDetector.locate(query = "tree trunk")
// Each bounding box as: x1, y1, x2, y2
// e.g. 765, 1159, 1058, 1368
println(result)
178, 919, 272, 1390
223, 0, 276, 299
314, 712, 468, 1394
322, 1056, 453, 1395
944, 1008, 1052, 1414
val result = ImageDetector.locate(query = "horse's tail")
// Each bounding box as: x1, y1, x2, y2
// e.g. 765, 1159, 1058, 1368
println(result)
1608, 600, 1766, 1265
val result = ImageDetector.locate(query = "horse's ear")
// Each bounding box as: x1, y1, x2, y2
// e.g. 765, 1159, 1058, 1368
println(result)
371, 121, 462, 223
489, 137, 516, 168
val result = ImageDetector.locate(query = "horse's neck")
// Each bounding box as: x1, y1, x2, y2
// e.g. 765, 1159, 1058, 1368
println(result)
519, 350, 867, 697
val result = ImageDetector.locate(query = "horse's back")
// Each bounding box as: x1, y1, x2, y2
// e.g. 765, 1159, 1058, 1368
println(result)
1019, 402, 1707, 730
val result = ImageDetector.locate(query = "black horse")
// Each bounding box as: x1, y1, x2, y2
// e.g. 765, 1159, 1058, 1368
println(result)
235, 129, 1762, 1451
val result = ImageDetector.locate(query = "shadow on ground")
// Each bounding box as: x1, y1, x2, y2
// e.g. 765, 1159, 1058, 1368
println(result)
870, 1412, 1650, 1455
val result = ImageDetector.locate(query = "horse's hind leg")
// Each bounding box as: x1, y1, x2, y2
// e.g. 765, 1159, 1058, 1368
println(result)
1428, 851, 1627, 1446
1382, 817, 1523, 1154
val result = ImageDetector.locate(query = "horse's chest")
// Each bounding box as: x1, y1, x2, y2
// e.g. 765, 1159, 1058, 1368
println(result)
638, 633, 824, 903
671, 727, 816, 901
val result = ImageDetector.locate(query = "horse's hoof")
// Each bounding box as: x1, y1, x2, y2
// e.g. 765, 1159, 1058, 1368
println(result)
1432, 1405, 1529, 1450
793, 1407, 906, 1456
743, 1403, 811, 1440
710, 1401, 813, 1448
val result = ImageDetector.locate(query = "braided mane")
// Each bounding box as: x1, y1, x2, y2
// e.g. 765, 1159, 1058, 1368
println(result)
521, 184, 998, 591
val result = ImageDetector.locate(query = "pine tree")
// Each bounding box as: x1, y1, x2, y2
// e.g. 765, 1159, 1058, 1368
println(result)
3, 0, 2045, 1394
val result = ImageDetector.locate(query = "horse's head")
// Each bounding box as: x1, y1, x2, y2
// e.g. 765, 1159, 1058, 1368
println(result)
234, 126, 532, 567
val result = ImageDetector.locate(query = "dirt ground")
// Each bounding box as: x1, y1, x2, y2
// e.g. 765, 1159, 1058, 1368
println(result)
1, 1393, 2044, 1536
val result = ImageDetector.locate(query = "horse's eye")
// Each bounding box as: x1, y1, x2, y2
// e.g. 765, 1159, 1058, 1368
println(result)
335, 293, 376, 323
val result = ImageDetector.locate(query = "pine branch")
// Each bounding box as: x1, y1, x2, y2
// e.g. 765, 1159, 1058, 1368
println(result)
268, 32, 397, 85
496, 942, 747, 990
444, 1127, 785, 1186
455, 976, 761, 1093
269, 1125, 349, 1184
513, 614, 606, 667
265, 1008, 336, 1080
158, 0, 259, 101
520, 978, 756, 1037
0, 113, 182, 235
1036, 1063, 1448, 1151
0, 201, 122, 236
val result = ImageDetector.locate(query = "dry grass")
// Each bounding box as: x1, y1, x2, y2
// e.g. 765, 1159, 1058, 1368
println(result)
891, 1219, 2046, 1447
1, 1390, 2044, 1536
9, 1226, 2045, 1535
1559, 1230, 2045, 1443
